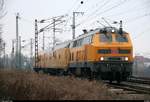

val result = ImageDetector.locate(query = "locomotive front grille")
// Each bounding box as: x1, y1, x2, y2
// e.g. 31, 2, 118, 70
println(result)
107, 57, 121, 61
97, 49, 111, 54
119, 49, 131, 54
97, 49, 131, 54
101, 57, 128, 61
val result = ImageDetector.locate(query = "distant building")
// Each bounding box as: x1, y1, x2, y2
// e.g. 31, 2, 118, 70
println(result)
133, 56, 149, 77
134, 56, 144, 62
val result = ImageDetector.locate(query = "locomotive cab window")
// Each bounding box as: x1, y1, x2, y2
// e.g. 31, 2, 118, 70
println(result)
71, 36, 93, 47
99, 33, 112, 42
69, 42, 74, 48
82, 36, 92, 45
116, 34, 128, 42
73, 40, 77, 47
72, 39, 83, 47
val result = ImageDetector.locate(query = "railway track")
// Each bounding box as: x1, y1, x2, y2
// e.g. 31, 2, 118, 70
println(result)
74, 76, 150, 94
104, 77, 150, 95
128, 76, 150, 85
106, 82, 150, 94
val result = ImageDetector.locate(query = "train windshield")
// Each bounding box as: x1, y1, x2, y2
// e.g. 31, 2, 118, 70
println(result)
100, 33, 112, 42
115, 34, 128, 42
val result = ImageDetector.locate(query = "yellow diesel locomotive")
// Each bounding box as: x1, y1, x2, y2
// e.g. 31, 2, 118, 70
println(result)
34, 26, 133, 83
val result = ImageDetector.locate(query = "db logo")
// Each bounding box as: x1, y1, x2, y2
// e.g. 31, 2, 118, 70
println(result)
111, 49, 118, 54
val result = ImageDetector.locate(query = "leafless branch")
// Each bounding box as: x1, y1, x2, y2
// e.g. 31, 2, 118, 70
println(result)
0, 0, 7, 19
0, 0, 4, 11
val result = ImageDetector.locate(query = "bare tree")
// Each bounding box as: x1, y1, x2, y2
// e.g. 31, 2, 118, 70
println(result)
0, 0, 6, 68
0, 0, 7, 19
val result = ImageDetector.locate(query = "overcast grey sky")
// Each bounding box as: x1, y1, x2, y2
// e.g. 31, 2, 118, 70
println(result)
1, 0, 150, 57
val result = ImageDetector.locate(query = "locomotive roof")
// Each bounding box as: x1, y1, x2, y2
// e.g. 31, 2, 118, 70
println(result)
53, 40, 71, 50
53, 27, 127, 50
73, 27, 127, 41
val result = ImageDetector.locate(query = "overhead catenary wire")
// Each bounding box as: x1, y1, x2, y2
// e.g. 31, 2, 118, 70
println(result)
85, 0, 110, 18
64, 0, 110, 31
96, 0, 150, 26
94, 0, 129, 21
101, 17, 112, 27
66, 0, 81, 15
78, 0, 150, 29
17, 15, 66, 52
106, 2, 150, 18
125, 12, 150, 24
72, 0, 89, 12
101, 12, 150, 26
20, 17, 34, 24
97, 20, 106, 27
83, 0, 105, 13
132, 27, 150, 40
63, 0, 111, 32
63, 0, 123, 34
77, 0, 129, 28
76, 0, 111, 27
63, 0, 89, 33
64, 0, 84, 26
98, 5, 150, 29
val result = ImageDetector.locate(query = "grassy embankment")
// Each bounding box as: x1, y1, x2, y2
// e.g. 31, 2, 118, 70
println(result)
0, 69, 149, 100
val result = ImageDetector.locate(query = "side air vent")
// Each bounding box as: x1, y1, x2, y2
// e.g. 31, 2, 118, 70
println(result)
97, 49, 111, 54
119, 49, 131, 54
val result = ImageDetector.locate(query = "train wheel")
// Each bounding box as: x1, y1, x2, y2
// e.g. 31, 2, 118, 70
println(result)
97, 75, 102, 80
92, 72, 97, 80
116, 72, 121, 84
33, 68, 39, 73
117, 80, 120, 84
86, 68, 90, 78
86, 69, 92, 80
109, 72, 113, 83
117, 78, 120, 84
75, 67, 81, 77
109, 80, 112, 84
39, 70, 44, 74
90, 71, 96, 80
57, 70, 63, 76
81, 68, 85, 78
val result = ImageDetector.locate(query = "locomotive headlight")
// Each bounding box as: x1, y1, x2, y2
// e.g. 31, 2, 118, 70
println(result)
100, 57, 104, 61
112, 29, 115, 33
125, 57, 128, 61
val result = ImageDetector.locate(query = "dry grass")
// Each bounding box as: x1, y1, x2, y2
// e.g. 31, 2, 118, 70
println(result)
0, 69, 113, 100
1, 69, 149, 100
